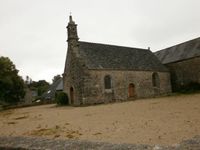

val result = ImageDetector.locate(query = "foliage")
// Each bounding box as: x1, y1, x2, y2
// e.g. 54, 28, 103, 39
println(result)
25, 75, 32, 84
0, 56, 25, 103
52, 74, 61, 83
56, 92, 69, 105
28, 80, 50, 96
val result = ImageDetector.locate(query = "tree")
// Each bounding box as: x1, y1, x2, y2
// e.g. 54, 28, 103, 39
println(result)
29, 80, 49, 96
52, 74, 61, 83
0, 56, 25, 103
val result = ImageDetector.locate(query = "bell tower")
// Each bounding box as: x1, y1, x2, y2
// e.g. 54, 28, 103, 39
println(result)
67, 15, 79, 43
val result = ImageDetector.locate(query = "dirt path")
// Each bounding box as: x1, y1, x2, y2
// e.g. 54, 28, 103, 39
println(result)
0, 93, 200, 146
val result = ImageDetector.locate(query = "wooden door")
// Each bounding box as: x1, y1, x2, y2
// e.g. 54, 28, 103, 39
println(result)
129, 83, 136, 97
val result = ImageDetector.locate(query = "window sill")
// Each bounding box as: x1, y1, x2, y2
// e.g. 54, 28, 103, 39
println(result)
105, 89, 113, 93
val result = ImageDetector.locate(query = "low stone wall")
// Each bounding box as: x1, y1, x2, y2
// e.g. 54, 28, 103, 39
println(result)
0, 101, 56, 111
0, 136, 200, 150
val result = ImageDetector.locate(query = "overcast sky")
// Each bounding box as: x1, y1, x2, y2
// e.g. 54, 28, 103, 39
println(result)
1, 0, 200, 83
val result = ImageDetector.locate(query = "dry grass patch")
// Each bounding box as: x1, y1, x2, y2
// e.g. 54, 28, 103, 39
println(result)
6, 121, 17, 125
0, 110, 14, 117
13, 115, 29, 120
26, 127, 61, 137
65, 130, 82, 139
93, 132, 102, 136
25, 125, 82, 139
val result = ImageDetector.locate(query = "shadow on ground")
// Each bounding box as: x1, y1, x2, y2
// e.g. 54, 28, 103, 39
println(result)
0, 135, 200, 150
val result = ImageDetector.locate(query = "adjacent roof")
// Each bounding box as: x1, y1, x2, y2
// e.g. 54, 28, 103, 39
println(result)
154, 37, 200, 64
78, 41, 168, 72
41, 78, 63, 100
56, 79, 63, 91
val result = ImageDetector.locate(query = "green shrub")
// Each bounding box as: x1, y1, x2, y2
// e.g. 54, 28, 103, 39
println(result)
56, 92, 69, 105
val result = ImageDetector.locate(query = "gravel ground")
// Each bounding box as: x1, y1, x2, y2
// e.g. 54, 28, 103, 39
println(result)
1, 93, 200, 145
0, 135, 200, 150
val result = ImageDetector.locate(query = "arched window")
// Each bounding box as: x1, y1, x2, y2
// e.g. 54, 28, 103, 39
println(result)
104, 75, 111, 89
152, 72, 160, 88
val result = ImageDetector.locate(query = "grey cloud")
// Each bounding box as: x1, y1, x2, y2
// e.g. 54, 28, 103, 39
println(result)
0, 0, 200, 82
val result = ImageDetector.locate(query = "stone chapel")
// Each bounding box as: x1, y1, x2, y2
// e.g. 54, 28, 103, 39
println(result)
63, 16, 171, 105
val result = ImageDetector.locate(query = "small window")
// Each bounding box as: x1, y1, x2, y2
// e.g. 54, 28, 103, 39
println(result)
152, 72, 160, 88
104, 75, 112, 89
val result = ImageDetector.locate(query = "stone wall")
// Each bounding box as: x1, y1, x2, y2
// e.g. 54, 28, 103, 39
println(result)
166, 57, 200, 91
81, 70, 171, 105
63, 42, 89, 106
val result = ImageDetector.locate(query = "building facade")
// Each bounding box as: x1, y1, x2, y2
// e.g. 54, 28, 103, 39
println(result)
63, 16, 171, 105
155, 38, 200, 91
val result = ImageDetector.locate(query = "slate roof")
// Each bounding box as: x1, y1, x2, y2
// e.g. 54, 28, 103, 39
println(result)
41, 78, 63, 100
154, 37, 200, 64
56, 79, 63, 91
78, 41, 168, 72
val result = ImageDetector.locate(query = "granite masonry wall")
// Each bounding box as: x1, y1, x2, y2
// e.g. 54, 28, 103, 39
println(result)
166, 56, 200, 91
80, 70, 171, 105
64, 61, 171, 105
63, 42, 88, 106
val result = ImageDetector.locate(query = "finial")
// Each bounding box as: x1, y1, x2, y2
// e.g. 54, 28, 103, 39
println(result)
69, 12, 73, 23
69, 16, 73, 22
68, 11, 75, 24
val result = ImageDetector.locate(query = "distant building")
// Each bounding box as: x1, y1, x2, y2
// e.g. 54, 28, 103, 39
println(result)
155, 37, 200, 91
42, 78, 63, 100
23, 87, 37, 104
63, 16, 171, 106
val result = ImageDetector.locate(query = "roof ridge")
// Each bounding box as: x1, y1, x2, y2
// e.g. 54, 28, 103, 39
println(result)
156, 36, 200, 53
79, 41, 148, 51
154, 37, 200, 64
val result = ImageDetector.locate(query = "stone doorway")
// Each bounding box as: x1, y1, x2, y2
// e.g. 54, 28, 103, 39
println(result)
70, 87, 74, 104
128, 83, 136, 98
